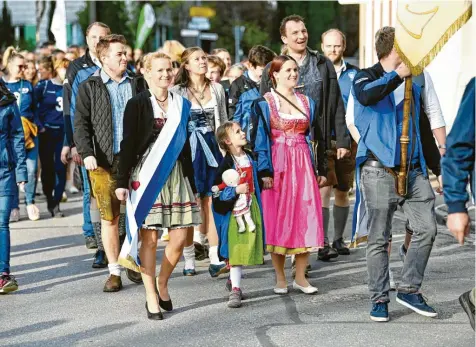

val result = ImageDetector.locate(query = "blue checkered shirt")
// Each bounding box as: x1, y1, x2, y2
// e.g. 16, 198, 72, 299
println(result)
100, 69, 133, 154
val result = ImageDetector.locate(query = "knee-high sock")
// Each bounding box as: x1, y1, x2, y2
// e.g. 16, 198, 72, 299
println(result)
90, 208, 103, 251
323, 207, 330, 245
183, 245, 195, 270
333, 205, 350, 241
230, 266, 242, 289
209, 245, 222, 265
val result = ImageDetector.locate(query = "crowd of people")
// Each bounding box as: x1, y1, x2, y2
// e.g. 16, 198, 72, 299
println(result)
0, 14, 474, 330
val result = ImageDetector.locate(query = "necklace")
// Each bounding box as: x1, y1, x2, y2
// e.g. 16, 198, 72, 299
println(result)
155, 93, 168, 108
191, 83, 207, 100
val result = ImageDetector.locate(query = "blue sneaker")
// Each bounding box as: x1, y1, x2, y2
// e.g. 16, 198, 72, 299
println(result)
370, 302, 389, 322
183, 268, 197, 276
208, 263, 229, 278
396, 292, 438, 317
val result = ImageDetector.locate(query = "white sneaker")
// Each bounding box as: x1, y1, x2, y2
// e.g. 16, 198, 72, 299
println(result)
69, 186, 79, 194
9, 208, 20, 222
292, 281, 318, 294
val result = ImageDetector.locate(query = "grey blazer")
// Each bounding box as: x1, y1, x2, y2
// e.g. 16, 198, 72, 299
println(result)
170, 82, 228, 130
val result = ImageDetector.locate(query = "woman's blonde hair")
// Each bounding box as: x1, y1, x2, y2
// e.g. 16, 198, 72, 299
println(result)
159, 40, 186, 63
143, 52, 171, 72
54, 58, 70, 71
2, 46, 24, 71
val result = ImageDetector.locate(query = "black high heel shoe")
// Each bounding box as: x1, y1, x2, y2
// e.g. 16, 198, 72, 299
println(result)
145, 302, 163, 320
155, 277, 173, 311
159, 295, 173, 312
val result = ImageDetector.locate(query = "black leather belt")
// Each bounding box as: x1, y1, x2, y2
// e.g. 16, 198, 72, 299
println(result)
364, 159, 420, 171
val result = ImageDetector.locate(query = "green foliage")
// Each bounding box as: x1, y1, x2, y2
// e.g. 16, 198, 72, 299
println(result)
77, 1, 138, 47
0, 0, 14, 49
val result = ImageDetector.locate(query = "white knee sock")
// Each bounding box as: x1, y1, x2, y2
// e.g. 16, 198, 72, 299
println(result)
183, 245, 195, 270
108, 263, 121, 276
230, 266, 242, 289
209, 245, 221, 265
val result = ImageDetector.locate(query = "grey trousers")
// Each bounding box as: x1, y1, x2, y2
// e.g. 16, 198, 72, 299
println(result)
360, 165, 437, 303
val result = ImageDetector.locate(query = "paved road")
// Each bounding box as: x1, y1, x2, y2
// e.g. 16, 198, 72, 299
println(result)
2, 191, 475, 347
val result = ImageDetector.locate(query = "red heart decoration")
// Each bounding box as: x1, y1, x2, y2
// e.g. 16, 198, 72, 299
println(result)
131, 181, 141, 191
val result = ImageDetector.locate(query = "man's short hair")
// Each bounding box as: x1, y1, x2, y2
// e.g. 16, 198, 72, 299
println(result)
248, 45, 276, 68
86, 22, 111, 36
207, 55, 226, 76
375, 26, 395, 60
321, 28, 346, 47
96, 34, 126, 63
279, 14, 305, 37
210, 48, 229, 56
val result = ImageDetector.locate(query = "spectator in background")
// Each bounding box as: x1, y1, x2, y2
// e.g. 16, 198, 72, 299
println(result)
125, 45, 135, 72
24, 52, 36, 63
2, 47, 41, 222
78, 46, 86, 57
39, 42, 53, 58
68, 45, 80, 57
133, 48, 143, 64
52, 49, 66, 62
65, 51, 78, 62
206, 55, 226, 83
226, 63, 245, 83
35, 57, 69, 217
228, 45, 276, 137
211, 48, 232, 71
24, 60, 39, 87
159, 40, 186, 63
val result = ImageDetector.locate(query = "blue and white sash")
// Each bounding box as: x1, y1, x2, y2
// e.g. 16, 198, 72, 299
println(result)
118, 93, 191, 272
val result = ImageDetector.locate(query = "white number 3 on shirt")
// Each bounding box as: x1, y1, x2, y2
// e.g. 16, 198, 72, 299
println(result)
56, 97, 63, 112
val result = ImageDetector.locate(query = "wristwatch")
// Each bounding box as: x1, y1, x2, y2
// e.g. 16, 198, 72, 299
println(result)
438, 144, 446, 149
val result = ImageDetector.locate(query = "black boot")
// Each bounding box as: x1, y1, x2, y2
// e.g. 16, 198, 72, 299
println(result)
332, 238, 350, 255
317, 244, 339, 261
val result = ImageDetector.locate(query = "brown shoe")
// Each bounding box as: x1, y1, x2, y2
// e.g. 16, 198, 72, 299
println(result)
103, 275, 122, 292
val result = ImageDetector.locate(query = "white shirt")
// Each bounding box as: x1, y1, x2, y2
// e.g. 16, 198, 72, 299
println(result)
335, 60, 347, 79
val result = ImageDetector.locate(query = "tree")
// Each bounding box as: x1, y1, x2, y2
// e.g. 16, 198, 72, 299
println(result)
0, 0, 14, 49
77, 1, 138, 47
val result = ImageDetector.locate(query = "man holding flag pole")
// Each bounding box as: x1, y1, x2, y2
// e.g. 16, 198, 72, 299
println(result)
352, 0, 472, 322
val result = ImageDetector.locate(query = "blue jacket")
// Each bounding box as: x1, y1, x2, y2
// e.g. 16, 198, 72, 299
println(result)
212, 152, 265, 260
442, 77, 475, 214
35, 79, 64, 128
228, 71, 261, 139
251, 92, 327, 179
0, 83, 27, 196
338, 62, 359, 110
352, 62, 427, 171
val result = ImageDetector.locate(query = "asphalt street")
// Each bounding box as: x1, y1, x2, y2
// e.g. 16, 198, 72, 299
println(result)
1, 190, 475, 347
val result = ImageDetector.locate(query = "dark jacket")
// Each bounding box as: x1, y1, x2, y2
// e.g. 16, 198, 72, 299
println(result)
115, 90, 196, 192
260, 48, 349, 150
443, 78, 475, 214
63, 49, 98, 147
0, 81, 27, 195
73, 70, 145, 169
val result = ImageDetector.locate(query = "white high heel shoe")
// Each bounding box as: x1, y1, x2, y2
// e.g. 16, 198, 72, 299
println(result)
292, 281, 318, 294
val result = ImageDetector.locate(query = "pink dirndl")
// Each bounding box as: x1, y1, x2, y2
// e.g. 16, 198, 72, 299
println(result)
261, 92, 324, 253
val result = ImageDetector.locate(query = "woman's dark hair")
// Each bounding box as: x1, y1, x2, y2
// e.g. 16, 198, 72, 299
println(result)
173, 47, 210, 87
39, 56, 56, 77
268, 55, 298, 87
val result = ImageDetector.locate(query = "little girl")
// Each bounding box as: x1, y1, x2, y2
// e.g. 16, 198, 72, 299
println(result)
212, 121, 265, 308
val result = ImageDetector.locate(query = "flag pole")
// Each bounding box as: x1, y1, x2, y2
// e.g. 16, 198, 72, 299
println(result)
397, 76, 413, 196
